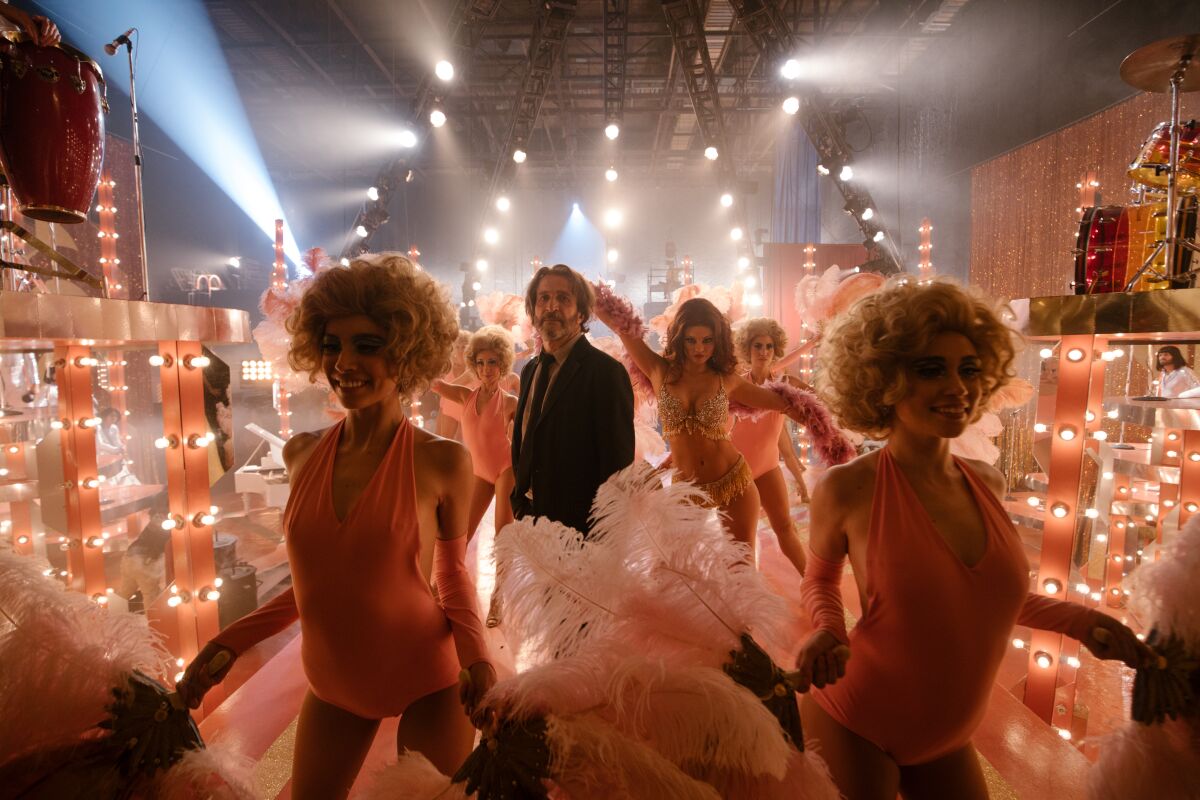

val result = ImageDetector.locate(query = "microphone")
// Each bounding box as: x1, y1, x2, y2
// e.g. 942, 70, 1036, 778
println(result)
103, 28, 134, 56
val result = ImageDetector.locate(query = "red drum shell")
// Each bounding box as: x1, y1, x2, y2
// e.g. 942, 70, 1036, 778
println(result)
0, 32, 107, 224
1128, 120, 1200, 192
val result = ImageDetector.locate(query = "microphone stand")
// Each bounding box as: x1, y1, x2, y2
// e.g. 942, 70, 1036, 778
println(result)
110, 33, 150, 301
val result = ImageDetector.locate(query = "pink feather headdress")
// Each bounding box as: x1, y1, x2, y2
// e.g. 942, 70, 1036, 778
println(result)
794, 264, 886, 329
477, 291, 534, 348
252, 246, 335, 395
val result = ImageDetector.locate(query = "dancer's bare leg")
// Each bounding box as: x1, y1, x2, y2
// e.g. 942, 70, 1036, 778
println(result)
756, 467, 806, 576
487, 468, 515, 626
397, 683, 477, 776
800, 694, 900, 800
719, 479, 762, 554
466, 476, 496, 542
899, 744, 989, 800
291, 690, 380, 800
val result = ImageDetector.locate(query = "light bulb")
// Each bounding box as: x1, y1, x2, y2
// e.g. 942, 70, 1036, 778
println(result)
1034, 651, 1053, 669
860, 207, 875, 221
780, 58, 801, 79
475, 259, 488, 272
839, 165, 854, 181
397, 129, 418, 148
1033, 423, 1048, 433
1043, 578, 1062, 594
513, 149, 527, 163
1059, 426, 1077, 441
605, 167, 618, 182
720, 193, 733, 207
1051, 503, 1070, 518
704, 146, 719, 160
1066, 347, 1086, 362
367, 186, 379, 201
604, 123, 620, 140
435, 59, 454, 81
1012, 638, 1026, 649
483, 227, 499, 244
184, 355, 210, 369
355, 225, 369, 238
730, 227, 744, 241
429, 108, 446, 127
495, 196, 511, 212
782, 95, 800, 115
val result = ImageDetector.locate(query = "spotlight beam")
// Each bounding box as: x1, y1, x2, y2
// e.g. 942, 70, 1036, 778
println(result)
728, 0, 902, 273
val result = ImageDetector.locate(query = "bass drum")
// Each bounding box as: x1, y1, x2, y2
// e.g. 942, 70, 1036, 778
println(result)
1129, 120, 1200, 192
1073, 198, 1198, 294
0, 32, 107, 223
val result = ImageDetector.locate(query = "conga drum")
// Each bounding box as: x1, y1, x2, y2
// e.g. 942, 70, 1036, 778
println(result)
0, 32, 107, 223
1129, 120, 1200, 192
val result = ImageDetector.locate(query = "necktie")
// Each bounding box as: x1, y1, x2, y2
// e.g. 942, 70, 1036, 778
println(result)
525, 352, 555, 433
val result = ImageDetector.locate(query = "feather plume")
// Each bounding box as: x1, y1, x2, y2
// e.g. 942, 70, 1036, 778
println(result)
984, 377, 1034, 413
591, 284, 655, 399
364, 751, 470, 800
545, 713, 722, 800
148, 741, 259, 800
827, 271, 886, 318
731, 383, 856, 466
0, 552, 167, 759
949, 412, 1004, 464
794, 265, 886, 330
698, 747, 842, 800
477, 291, 534, 348
1087, 717, 1200, 800
493, 516, 618, 664
1130, 514, 1200, 650
302, 246, 330, 275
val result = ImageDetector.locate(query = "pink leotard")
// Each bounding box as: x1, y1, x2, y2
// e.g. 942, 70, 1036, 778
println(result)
730, 410, 785, 480
212, 419, 483, 719
461, 386, 511, 483
805, 448, 1098, 765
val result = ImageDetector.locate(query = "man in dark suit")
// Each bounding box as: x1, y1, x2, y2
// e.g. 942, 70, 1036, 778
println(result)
511, 264, 635, 535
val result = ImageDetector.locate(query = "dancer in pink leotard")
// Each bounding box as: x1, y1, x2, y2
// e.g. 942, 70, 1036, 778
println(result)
436, 331, 472, 441
731, 317, 811, 578
793, 280, 1151, 800
177, 254, 494, 798
433, 325, 517, 541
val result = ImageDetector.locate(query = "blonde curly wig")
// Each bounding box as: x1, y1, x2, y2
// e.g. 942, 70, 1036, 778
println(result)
467, 325, 516, 377
817, 278, 1018, 438
286, 252, 459, 399
734, 317, 788, 365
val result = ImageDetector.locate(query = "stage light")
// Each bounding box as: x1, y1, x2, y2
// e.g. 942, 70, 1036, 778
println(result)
873, 231, 886, 242
227, 256, 240, 268
435, 59, 455, 81
607, 248, 619, 264
430, 108, 447, 128
743, 275, 757, 289
513, 149, 527, 164
747, 293, 764, 307
475, 259, 488, 272
860, 207, 875, 221
730, 227, 744, 241
340, 257, 350, 267
355, 225, 368, 238
472, 281, 482, 291
605, 167, 618, 182
780, 58, 801, 79
720, 193, 733, 207
704, 146, 719, 161
738, 256, 751, 269
605, 123, 620, 140
782, 96, 800, 115
816, 164, 830, 175
367, 186, 379, 201
495, 196, 511, 212
397, 129, 418, 148
839, 165, 854, 181
603, 209, 623, 229
483, 227, 500, 245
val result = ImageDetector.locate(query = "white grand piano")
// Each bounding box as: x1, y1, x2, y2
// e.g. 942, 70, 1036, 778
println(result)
234, 423, 290, 510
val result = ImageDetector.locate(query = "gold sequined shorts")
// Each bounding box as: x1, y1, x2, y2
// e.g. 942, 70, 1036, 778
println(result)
697, 456, 753, 508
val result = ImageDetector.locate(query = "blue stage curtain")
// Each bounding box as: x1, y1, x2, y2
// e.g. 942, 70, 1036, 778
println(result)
772, 120, 821, 244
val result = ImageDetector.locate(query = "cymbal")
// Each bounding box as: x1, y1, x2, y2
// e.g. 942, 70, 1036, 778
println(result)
1121, 34, 1200, 93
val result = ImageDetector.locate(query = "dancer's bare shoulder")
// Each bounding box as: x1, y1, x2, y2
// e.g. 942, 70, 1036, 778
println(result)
412, 426, 473, 491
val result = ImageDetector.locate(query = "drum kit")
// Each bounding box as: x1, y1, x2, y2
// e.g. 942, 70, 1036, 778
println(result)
1075, 34, 1200, 294
0, 31, 107, 291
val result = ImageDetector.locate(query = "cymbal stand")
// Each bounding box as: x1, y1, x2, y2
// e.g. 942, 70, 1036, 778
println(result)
1125, 56, 1200, 290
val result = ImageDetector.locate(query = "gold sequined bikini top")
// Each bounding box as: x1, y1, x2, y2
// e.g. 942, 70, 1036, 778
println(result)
659, 378, 730, 441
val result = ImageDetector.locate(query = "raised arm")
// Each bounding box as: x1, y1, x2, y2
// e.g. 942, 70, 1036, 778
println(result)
591, 282, 668, 388
773, 336, 818, 373
431, 379, 473, 405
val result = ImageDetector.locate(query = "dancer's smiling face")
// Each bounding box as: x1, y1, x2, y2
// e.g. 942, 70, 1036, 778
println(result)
321, 315, 399, 408
473, 349, 504, 387
894, 331, 983, 439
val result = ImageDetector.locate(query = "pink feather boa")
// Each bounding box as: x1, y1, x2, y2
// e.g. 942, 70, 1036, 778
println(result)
592, 281, 655, 399
730, 382, 856, 466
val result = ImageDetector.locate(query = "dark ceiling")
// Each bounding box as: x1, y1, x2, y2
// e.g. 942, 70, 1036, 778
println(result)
201, 0, 966, 187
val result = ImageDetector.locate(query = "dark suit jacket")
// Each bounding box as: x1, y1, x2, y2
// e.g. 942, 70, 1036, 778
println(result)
510, 335, 635, 535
